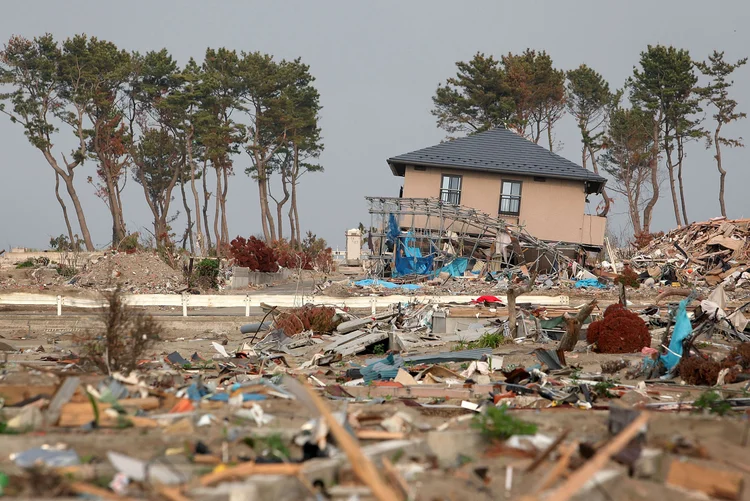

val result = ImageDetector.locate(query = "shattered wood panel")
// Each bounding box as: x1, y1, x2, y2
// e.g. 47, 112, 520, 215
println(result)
326, 330, 390, 356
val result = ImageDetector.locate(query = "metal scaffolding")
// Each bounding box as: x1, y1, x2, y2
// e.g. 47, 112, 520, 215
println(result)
364, 197, 587, 280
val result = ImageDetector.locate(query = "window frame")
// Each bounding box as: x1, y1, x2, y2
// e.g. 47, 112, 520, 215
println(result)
499, 180, 522, 216
439, 174, 463, 205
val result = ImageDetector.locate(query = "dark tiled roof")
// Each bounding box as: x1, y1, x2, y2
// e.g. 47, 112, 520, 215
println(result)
388, 127, 606, 189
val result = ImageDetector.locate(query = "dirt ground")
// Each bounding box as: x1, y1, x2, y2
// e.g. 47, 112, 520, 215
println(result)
1, 251, 750, 500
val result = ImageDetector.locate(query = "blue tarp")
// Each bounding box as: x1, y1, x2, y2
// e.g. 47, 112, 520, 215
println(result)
661, 298, 693, 370
439, 257, 470, 277
575, 279, 607, 289
393, 238, 433, 277
387, 214, 400, 244
354, 279, 421, 290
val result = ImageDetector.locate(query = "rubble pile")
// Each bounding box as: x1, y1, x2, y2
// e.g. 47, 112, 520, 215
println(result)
2, 242, 750, 499
75, 251, 184, 293
632, 217, 750, 287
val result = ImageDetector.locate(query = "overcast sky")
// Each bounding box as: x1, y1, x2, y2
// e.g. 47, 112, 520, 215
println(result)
1, 1, 748, 251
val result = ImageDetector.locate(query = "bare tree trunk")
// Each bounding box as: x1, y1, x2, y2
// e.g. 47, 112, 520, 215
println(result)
221, 166, 229, 249
275, 171, 291, 241
187, 132, 204, 256
676, 136, 689, 225
202, 160, 213, 253
714, 127, 727, 218
588, 145, 610, 217
291, 147, 302, 248
179, 171, 195, 254
41, 150, 95, 251
547, 119, 553, 152
559, 299, 597, 352
136, 166, 162, 246
214, 166, 222, 257
255, 167, 272, 242
264, 176, 277, 241
506, 274, 535, 338
54, 172, 75, 246
664, 145, 682, 227
642, 116, 661, 234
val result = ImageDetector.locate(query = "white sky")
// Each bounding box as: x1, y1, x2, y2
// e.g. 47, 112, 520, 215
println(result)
1, 1, 748, 250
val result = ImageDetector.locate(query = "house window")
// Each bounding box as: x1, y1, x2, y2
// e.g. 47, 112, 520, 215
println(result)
440, 175, 462, 205
499, 180, 522, 216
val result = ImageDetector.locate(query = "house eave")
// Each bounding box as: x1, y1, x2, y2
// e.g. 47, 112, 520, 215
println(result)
388, 158, 606, 193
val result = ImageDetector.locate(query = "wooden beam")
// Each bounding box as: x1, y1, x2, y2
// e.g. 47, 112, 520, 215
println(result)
545, 413, 649, 501
199, 462, 302, 487
666, 460, 743, 500
68, 482, 141, 501
525, 429, 570, 473
293, 379, 404, 501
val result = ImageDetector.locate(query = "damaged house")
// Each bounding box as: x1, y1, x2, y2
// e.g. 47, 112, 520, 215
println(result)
388, 127, 607, 247
367, 127, 608, 278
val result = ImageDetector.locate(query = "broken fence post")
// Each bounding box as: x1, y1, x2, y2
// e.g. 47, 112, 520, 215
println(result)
244, 295, 251, 317
181, 293, 188, 317
57, 295, 62, 316
370, 297, 377, 315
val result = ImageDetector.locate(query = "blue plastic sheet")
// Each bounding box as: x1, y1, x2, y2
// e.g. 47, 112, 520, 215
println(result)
661, 298, 692, 370
439, 257, 470, 277
393, 238, 433, 277
574, 278, 606, 289
208, 393, 267, 402
387, 214, 400, 244
354, 279, 421, 290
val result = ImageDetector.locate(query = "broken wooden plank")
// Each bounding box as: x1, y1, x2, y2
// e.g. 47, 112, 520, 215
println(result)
58, 402, 158, 428
545, 412, 649, 501
356, 430, 406, 440
156, 485, 193, 501
336, 313, 398, 334
45, 377, 80, 426
199, 462, 303, 486
525, 429, 570, 473
666, 460, 743, 500
0, 384, 58, 407
69, 481, 141, 501
293, 379, 403, 501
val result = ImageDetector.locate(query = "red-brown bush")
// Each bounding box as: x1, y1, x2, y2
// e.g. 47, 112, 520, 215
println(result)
229, 236, 278, 272
586, 303, 651, 353
614, 266, 640, 288
632, 231, 664, 250
679, 355, 736, 386
272, 234, 334, 272
273, 306, 341, 335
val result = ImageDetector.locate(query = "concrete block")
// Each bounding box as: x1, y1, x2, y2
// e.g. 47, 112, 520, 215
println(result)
426, 429, 485, 468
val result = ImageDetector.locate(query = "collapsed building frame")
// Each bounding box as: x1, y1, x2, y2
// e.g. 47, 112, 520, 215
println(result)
364, 197, 599, 281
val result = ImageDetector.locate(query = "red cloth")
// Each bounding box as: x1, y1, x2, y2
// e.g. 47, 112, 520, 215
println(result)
472, 295, 504, 304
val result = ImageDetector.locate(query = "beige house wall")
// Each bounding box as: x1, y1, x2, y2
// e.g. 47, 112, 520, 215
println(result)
401, 165, 606, 246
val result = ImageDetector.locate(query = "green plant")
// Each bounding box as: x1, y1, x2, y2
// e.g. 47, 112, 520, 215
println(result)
593, 381, 616, 398
243, 433, 291, 460
56, 265, 78, 278
16, 259, 36, 269
118, 233, 140, 254
373, 343, 386, 355
693, 390, 732, 416
194, 258, 220, 288
472, 404, 537, 440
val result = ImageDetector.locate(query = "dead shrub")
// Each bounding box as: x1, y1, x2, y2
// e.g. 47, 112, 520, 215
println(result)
78, 286, 161, 374
273, 306, 341, 335
600, 359, 630, 374
586, 303, 650, 353
722, 342, 750, 370
678, 355, 736, 386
